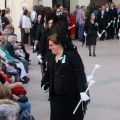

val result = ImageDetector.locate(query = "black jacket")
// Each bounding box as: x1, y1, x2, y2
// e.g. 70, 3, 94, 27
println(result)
1, 16, 10, 30
5, 42, 20, 60
41, 50, 87, 97
97, 10, 109, 24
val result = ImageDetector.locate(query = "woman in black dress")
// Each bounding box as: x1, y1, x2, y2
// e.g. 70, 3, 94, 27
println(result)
84, 12, 98, 56
41, 33, 89, 120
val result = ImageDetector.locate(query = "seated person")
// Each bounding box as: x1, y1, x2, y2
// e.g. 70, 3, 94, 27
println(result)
0, 84, 31, 114
16, 42, 30, 63
0, 104, 17, 120
5, 35, 29, 73
0, 36, 29, 83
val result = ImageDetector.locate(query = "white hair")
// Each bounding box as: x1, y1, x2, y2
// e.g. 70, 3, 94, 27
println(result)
0, 104, 17, 120
8, 35, 17, 43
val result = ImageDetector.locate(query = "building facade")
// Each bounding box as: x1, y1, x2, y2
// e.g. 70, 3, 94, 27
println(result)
0, 0, 120, 40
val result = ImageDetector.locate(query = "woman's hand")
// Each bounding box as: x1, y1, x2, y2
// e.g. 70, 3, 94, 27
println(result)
4, 81, 9, 86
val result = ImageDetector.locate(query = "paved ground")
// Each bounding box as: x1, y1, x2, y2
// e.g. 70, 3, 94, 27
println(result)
24, 39, 120, 120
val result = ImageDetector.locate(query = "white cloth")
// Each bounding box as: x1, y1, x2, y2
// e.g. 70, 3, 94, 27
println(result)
118, 33, 120, 37
16, 62, 27, 78
22, 15, 32, 28
80, 92, 90, 101
15, 49, 24, 57
37, 55, 43, 64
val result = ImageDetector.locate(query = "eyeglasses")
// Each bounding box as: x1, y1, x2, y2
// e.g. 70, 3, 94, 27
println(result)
57, 11, 60, 12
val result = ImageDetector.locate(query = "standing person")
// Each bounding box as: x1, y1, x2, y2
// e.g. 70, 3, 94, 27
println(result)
84, 12, 99, 57
41, 33, 89, 120
68, 11, 76, 40
1, 10, 10, 30
77, 6, 86, 41
59, 5, 68, 20
32, 14, 42, 44
5, 8, 12, 25
18, 6, 27, 44
30, 6, 37, 45
97, 5, 108, 41
22, 9, 32, 45
37, 12, 54, 76
74, 5, 80, 39
105, 2, 111, 40
116, 4, 120, 39
109, 2, 118, 39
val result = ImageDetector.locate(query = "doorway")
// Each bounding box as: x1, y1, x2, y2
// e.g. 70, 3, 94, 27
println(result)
52, 0, 70, 11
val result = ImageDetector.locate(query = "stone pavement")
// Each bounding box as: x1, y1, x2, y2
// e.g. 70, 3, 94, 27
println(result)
24, 39, 120, 120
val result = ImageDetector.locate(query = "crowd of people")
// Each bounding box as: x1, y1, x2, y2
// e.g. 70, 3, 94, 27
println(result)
0, 1, 120, 120
0, 7, 32, 120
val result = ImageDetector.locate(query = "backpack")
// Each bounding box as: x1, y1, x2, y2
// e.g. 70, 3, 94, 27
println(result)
19, 110, 35, 120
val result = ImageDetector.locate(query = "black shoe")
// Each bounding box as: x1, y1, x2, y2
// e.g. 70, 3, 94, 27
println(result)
19, 79, 28, 84
106, 38, 110, 40
93, 53, 96, 57
89, 53, 91, 56
23, 76, 30, 81
48, 97, 50, 101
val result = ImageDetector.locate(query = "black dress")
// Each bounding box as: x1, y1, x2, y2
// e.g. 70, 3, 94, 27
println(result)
84, 20, 98, 45
50, 58, 84, 120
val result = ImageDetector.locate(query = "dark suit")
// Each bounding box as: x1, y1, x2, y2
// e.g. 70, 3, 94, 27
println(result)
109, 7, 118, 38
5, 42, 28, 73
41, 50, 87, 97
106, 7, 111, 39
5, 42, 20, 60
97, 10, 108, 40
41, 49, 88, 120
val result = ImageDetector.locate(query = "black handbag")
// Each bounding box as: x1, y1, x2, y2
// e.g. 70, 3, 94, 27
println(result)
17, 94, 28, 103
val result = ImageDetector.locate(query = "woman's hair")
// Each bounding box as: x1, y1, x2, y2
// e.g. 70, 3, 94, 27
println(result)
0, 85, 12, 99
47, 33, 58, 44
1, 10, 5, 17
23, 9, 28, 15
0, 36, 7, 45
46, 11, 55, 25
0, 104, 17, 120
5, 25, 14, 31
5, 8, 10, 14
0, 9, 1, 14
87, 12, 95, 21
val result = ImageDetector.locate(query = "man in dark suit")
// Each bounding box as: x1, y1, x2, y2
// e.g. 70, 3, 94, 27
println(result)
109, 2, 118, 39
5, 35, 29, 73
105, 2, 111, 40
97, 5, 108, 40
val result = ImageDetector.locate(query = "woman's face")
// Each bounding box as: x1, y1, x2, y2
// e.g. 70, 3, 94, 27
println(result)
37, 15, 42, 22
48, 20, 53, 29
91, 13, 95, 20
49, 40, 60, 55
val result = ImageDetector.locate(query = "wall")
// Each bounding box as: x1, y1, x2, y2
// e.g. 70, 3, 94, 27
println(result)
70, 0, 79, 11
43, 0, 52, 7
91, 0, 107, 5
113, 0, 120, 5
0, 0, 5, 9
78, 0, 90, 7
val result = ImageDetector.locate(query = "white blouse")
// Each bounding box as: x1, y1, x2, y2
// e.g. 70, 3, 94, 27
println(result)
22, 15, 32, 29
